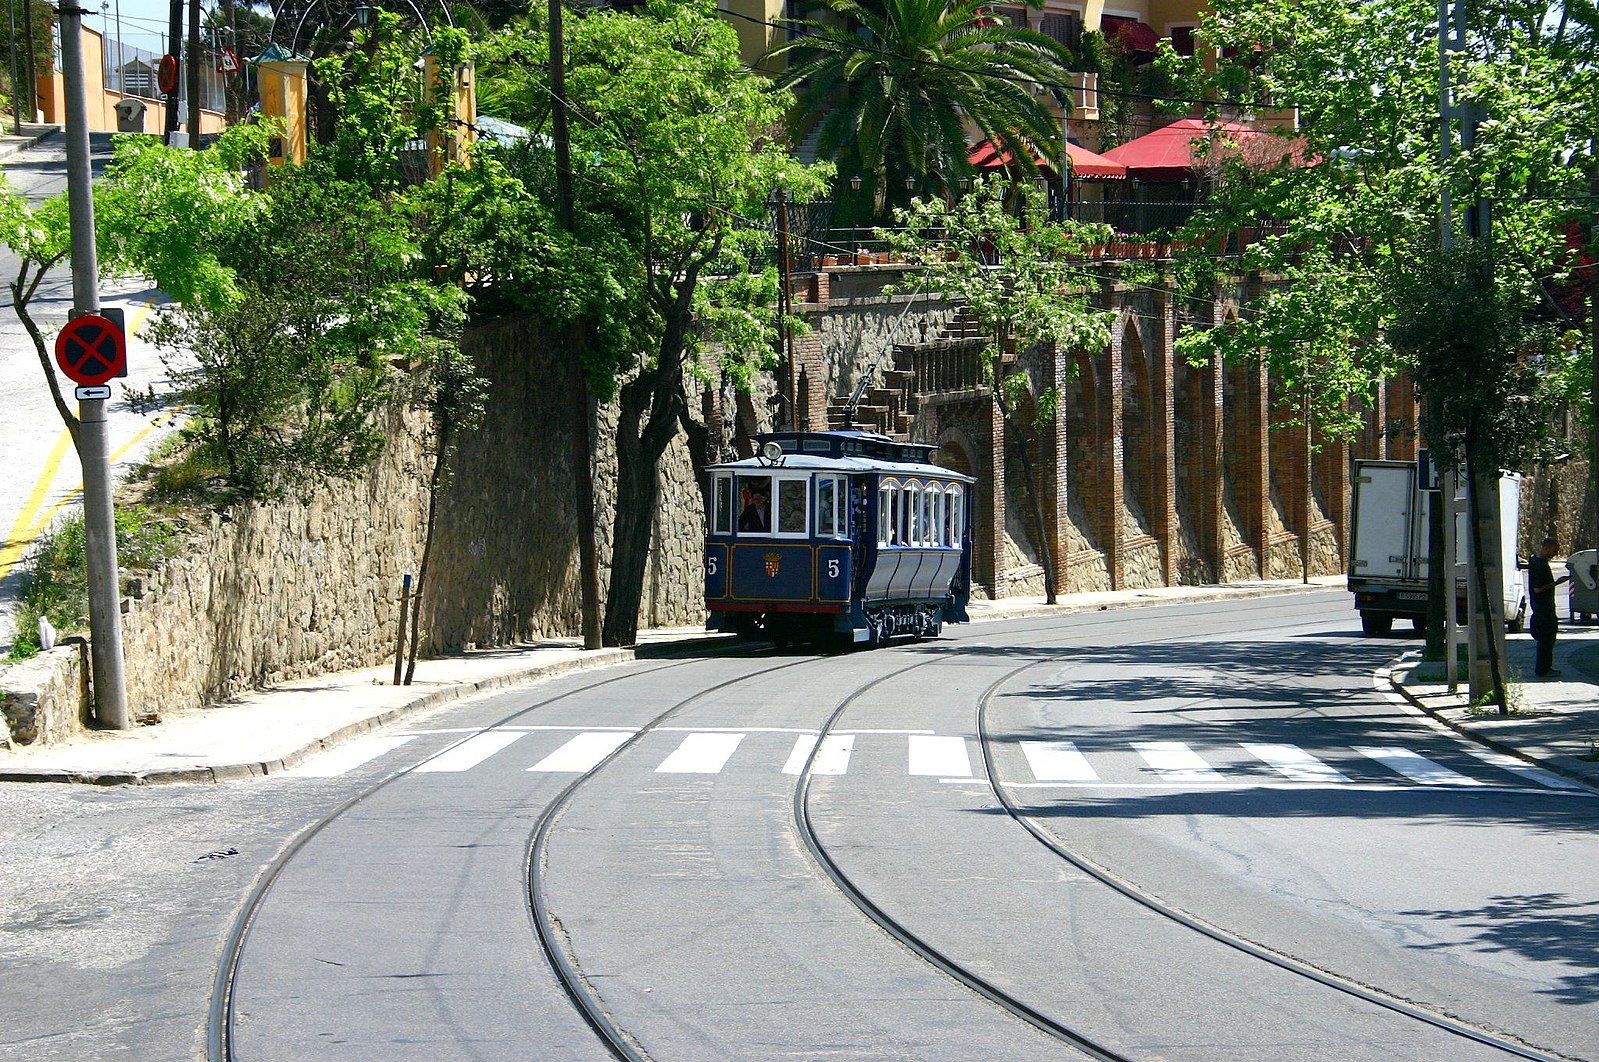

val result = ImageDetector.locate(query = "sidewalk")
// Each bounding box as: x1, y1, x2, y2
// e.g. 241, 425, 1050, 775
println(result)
0, 123, 59, 163
1, 575, 1594, 787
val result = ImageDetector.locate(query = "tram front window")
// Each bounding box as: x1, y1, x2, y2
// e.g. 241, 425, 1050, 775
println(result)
738, 476, 772, 532
776, 479, 808, 534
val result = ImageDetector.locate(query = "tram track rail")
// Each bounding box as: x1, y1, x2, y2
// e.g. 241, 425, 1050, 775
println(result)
970, 646, 1580, 1062
790, 607, 1580, 1062
206, 653, 727, 1062
206, 592, 1568, 1062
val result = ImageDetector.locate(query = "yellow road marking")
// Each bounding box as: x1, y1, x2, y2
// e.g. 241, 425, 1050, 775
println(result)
0, 408, 181, 586
0, 295, 167, 585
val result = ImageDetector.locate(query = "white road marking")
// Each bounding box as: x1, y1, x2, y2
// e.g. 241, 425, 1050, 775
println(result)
656, 733, 745, 774
1243, 743, 1351, 784
295, 735, 416, 777
527, 731, 632, 773
909, 735, 972, 777
1020, 740, 1099, 782
414, 731, 527, 773
1356, 746, 1483, 786
783, 734, 855, 775
1467, 749, 1587, 790
1135, 741, 1225, 782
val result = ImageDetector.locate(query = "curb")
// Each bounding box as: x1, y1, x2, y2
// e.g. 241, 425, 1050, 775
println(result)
1383, 651, 1599, 790
0, 581, 1336, 787
0, 125, 60, 163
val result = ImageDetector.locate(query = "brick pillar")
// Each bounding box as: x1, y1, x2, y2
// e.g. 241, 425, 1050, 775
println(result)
1202, 352, 1226, 580
1049, 343, 1072, 594
1153, 288, 1177, 585
1249, 360, 1271, 575
1105, 340, 1126, 591
985, 400, 1007, 597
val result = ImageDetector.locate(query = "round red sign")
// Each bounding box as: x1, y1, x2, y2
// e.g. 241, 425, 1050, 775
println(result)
157, 54, 179, 96
54, 314, 127, 387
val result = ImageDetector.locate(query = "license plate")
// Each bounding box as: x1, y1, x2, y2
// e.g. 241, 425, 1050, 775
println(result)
1397, 592, 1427, 601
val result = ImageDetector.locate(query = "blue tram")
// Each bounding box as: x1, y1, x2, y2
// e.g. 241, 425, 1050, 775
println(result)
704, 430, 975, 646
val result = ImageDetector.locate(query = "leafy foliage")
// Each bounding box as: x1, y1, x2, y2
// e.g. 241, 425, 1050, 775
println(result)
881, 175, 1114, 389
472, 0, 828, 643
772, 0, 1077, 219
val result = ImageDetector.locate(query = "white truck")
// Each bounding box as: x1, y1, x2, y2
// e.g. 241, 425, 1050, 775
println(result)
1347, 458, 1525, 636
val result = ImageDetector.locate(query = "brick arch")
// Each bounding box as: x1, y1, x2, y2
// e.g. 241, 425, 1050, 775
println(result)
1121, 313, 1156, 543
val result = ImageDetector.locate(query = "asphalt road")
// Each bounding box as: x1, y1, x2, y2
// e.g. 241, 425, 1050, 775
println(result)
0, 133, 183, 652
1, 593, 1595, 1061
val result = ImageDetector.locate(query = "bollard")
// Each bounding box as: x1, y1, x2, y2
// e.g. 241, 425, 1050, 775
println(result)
393, 574, 411, 685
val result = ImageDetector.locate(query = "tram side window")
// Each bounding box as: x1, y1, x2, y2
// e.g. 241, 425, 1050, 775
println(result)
712, 475, 732, 535
948, 485, 964, 545
921, 487, 936, 547
776, 479, 808, 535
905, 483, 920, 546
878, 483, 897, 545
931, 488, 945, 547
816, 477, 845, 538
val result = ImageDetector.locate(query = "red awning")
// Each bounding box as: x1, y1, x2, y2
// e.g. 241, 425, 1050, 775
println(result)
1101, 16, 1159, 53
967, 138, 1127, 179
1097, 118, 1296, 182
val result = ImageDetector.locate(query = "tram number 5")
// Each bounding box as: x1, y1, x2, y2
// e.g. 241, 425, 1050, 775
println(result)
706, 555, 719, 576
826, 558, 841, 579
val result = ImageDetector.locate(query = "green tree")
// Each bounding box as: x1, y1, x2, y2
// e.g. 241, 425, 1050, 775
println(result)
1168, 0, 1596, 708
881, 176, 1113, 601
470, 0, 828, 646
771, 0, 1078, 219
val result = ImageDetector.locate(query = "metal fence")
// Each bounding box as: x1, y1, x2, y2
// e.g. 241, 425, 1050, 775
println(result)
1069, 199, 1203, 237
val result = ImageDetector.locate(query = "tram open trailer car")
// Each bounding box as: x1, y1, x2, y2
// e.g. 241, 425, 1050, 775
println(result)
704, 430, 976, 646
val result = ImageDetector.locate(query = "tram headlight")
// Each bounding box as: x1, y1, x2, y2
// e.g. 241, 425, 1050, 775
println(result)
761, 441, 784, 464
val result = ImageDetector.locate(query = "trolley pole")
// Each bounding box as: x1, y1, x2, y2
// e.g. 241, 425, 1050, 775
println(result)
61, 1, 130, 728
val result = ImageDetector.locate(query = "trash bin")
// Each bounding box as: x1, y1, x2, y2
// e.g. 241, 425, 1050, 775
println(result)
1568, 549, 1599, 623
114, 98, 147, 133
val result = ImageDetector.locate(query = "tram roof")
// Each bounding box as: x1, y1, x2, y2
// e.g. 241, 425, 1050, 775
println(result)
708, 453, 974, 482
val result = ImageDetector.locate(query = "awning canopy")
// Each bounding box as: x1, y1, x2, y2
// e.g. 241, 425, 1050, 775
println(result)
1100, 16, 1159, 53
967, 138, 1127, 180
1098, 118, 1299, 182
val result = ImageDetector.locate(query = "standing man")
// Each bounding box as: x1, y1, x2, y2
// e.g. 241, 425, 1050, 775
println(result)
1528, 537, 1569, 678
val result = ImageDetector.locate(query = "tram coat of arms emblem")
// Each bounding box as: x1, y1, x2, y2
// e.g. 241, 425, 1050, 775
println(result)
764, 552, 782, 577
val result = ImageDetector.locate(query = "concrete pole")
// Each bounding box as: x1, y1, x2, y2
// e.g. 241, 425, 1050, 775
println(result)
60, 4, 130, 728
186, 0, 200, 145
549, 0, 603, 650
7, 0, 21, 134
163, 0, 182, 144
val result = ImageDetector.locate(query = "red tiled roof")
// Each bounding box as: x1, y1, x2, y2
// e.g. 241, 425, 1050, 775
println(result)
967, 138, 1127, 179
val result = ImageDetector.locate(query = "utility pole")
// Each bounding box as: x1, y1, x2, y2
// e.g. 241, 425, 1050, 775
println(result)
774, 187, 795, 430
163, 0, 182, 144
1439, 0, 1507, 707
7, 0, 21, 133
21, 0, 36, 123
186, 0, 201, 145
60, 0, 130, 728
549, 0, 603, 650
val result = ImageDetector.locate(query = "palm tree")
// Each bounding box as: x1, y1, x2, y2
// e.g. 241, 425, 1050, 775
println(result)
771, 0, 1078, 219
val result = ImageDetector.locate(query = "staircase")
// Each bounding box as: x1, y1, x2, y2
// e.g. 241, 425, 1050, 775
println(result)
823, 309, 1000, 440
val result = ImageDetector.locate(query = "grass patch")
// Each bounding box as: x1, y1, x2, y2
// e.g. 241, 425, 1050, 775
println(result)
6, 505, 186, 662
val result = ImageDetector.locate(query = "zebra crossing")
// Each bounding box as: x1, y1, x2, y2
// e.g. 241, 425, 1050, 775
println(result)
290, 725, 1591, 795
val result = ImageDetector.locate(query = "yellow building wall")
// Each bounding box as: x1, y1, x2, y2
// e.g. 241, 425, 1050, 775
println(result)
725, 0, 786, 74
37, 26, 224, 134
257, 59, 308, 164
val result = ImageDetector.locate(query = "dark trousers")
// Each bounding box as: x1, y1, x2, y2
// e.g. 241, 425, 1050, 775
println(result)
1532, 614, 1557, 675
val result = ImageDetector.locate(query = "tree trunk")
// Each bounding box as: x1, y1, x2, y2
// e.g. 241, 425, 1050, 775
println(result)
1464, 446, 1508, 711
602, 369, 682, 646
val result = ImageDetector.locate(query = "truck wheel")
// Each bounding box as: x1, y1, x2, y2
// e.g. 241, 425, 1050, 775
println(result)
1361, 614, 1393, 636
